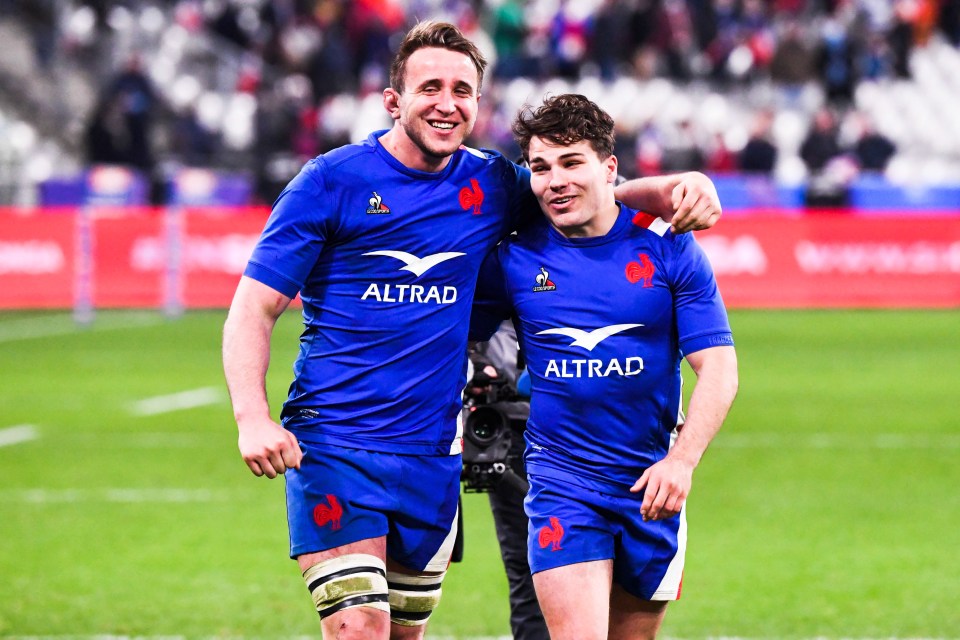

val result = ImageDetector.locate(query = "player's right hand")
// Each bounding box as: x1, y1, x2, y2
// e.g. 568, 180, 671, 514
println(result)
237, 419, 302, 479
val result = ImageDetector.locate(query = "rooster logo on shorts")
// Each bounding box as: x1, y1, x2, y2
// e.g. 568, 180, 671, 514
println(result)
538, 516, 564, 551
313, 494, 343, 531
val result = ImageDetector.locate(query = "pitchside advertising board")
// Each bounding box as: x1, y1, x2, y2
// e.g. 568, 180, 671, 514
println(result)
0, 208, 958, 309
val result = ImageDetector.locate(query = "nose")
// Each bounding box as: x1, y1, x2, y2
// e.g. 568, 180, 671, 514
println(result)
434, 89, 456, 115
548, 168, 567, 191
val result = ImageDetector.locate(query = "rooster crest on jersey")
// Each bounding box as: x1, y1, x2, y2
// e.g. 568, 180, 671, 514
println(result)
538, 517, 564, 551
366, 191, 391, 215
459, 178, 484, 215
532, 266, 556, 292
626, 253, 656, 287
313, 494, 343, 530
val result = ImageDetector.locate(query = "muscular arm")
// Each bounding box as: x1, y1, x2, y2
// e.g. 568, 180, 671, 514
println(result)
631, 345, 738, 520
615, 171, 722, 233
222, 276, 301, 478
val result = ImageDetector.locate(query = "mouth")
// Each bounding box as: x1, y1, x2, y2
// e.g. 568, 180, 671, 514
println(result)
429, 121, 457, 131
548, 195, 575, 208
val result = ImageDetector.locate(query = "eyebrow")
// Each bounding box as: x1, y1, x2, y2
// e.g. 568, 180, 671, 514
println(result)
529, 150, 587, 165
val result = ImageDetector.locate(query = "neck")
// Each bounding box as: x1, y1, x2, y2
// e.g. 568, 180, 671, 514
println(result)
379, 127, 450, 173
557, 200, 620, 239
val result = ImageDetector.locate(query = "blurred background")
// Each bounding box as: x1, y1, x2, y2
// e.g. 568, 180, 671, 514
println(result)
1, 2, 959, 637
1, 0, 959, 208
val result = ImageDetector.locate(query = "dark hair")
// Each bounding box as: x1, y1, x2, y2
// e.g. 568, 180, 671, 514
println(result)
389, 21, 487, 94
512, 94, 615, 161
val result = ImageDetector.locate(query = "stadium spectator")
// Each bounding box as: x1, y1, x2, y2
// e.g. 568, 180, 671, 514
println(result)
800, 107, 843, 174
769, 19, 817, 89
739, 109, 778, 174
850, 111, 896, 172
222, 20, 723, 640
471, 93, 738, 640
816, 18, 857, 105
101, 51, 158, 174
85, 94, 131, 167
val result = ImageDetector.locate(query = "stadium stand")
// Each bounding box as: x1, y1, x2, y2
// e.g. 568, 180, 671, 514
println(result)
0, 0, 958, 208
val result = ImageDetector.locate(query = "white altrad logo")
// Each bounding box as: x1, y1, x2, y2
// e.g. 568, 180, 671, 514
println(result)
363, 250, 466, 277
537, 324, 644, 378
536, 323, 643, 351
361, 250, 467, 305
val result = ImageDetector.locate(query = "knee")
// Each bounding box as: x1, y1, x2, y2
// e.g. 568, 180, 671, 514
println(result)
323, 606, 391, 639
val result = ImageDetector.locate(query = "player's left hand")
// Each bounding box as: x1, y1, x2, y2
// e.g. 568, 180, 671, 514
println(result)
670, 172, 721, 234
631, 457, 695, 521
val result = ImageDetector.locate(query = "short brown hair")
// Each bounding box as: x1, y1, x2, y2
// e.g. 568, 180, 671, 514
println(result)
512, 94, 615, 161
389, 21, 487, 94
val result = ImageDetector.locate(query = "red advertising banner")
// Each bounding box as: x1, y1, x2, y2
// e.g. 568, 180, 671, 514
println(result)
180, 207, 270, 308
2, 208, 958, 310
698, 212, 960, 308
90, 208, 166, 308
0, 210, 76, 308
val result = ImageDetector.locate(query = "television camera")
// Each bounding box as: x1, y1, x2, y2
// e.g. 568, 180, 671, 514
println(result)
461, 367, 530, 495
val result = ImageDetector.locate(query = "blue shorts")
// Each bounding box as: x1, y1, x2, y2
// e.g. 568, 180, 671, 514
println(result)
525, 473, 686, 601
285, 442, 462, 572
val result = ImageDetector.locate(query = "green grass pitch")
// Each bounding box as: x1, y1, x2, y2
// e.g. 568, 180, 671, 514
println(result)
0, 309, 958, 638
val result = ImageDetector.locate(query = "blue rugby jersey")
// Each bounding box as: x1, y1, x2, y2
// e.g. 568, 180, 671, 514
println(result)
471, 204, 734, 490
245, 131, 535, 456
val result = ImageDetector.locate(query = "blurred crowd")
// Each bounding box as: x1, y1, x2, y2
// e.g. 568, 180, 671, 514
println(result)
8, 0, 959, 203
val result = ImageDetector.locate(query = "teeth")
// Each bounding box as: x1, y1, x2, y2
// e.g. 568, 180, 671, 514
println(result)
431, 122, 454, 130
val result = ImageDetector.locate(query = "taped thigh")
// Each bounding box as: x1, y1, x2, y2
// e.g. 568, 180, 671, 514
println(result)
387, 570, 445, 627
302, 554, 390, 619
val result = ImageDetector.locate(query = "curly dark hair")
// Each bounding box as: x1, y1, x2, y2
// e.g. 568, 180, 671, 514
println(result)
389, 21, 487, 94
512, 94, 615, 161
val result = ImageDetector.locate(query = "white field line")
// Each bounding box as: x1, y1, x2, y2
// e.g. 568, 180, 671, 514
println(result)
716, 433, 960, 449
129, 387, 224, 416
0, 488, 232, 504
0, 424, 39, 447
0, 312, 161, 344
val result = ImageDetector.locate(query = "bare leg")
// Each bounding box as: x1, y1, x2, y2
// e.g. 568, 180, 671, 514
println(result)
608, 583, 669, 640
532, 560, 613, 640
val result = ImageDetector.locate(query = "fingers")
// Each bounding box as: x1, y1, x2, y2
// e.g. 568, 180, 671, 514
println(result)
638, 474, 688, 521
630, 469, 650, 493
282, 437, 303, 471
670, 178, 722, 234
242, 435, 302, 479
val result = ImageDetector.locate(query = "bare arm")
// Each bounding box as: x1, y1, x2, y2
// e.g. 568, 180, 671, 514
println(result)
614, 171, 722, 234
631, 345, 738, 520
222, 276, 301, 478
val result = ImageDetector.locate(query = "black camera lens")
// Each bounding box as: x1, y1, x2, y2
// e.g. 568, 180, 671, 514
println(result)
466, 406, 504, 444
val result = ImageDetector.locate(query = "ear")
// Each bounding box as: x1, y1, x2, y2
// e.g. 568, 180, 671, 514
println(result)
383, 88, 401, 120
606, 154, 619, 184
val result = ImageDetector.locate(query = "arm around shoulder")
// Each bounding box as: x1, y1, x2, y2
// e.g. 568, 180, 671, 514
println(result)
615, 171, 722, 234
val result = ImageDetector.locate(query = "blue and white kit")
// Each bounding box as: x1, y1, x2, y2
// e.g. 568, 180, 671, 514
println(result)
244, 130, 536, 565
471, 204, 734, 598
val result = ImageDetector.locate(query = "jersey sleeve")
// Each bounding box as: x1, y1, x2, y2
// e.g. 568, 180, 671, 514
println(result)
243, 161, 333, 298
469, 245, 514, 343
503, 160, 540, 233
668, 233, 735, 356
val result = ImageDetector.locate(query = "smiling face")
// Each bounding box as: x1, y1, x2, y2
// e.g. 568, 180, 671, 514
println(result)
528, 137, 620, 239
381, 47, 481, 172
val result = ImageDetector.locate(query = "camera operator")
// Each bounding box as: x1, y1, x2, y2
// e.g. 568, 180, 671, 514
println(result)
466, 320, 549, 640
